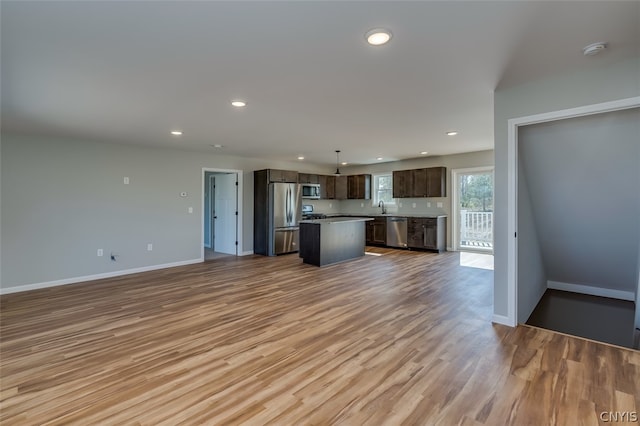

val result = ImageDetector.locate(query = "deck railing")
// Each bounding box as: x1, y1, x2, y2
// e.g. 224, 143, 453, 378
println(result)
460, 210, 493, 248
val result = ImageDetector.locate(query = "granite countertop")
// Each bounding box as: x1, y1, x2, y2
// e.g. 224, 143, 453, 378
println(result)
300, 217, 374, 224
322, 213, 447, 219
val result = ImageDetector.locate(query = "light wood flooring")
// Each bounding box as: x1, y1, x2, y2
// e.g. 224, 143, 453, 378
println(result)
1, 248, 639, 425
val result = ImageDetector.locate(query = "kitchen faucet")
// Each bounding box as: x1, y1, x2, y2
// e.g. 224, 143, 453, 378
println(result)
378, 200, 387, 214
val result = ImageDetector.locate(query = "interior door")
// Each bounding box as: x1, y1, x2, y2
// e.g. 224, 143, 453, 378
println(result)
214, 173, 238, 255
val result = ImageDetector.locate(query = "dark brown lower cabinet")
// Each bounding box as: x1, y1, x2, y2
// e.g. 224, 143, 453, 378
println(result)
366, 217, 386, 245
407, 217, 446, 252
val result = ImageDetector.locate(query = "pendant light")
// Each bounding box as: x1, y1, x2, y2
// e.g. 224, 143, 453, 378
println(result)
335, 150, 342, 175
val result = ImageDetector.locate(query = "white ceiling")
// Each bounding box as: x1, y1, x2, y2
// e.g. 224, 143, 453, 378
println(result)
2, 1, 638, 167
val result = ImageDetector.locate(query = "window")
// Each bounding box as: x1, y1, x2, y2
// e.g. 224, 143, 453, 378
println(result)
373, 173, 395, 205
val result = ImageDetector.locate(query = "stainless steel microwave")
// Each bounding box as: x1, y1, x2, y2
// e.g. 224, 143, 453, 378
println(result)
301, 183, 321, 199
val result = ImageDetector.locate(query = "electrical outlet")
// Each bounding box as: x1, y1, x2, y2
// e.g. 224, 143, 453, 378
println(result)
399, 202, 403, 208
188, 207, 193, 214
329, 203, 332, 209
427, 202, 431, 208
97, 249, 103, 257
124, 177, 129, 185
147, 243, 153, 251
412, 203, 416, 208
437, 202, 443, 208
360, 202, 364, 208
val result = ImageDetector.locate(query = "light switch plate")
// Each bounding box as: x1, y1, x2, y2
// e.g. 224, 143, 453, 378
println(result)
123, 177, 129, 185
97, 249, 103, 257
147, 244, 153, 251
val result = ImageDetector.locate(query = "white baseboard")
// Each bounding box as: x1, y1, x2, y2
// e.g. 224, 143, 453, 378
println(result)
239, 250, 254, 256
547, 280, 635, 301
492, 314, 515, 327
0, 258, 203, 295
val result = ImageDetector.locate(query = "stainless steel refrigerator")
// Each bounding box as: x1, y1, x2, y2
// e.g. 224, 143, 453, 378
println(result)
269, 182, 301, 255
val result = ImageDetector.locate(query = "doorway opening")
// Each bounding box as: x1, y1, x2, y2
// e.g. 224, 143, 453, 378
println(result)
202, 168, 242, 261
452, 167, 494, 254
504, 96, 640, 328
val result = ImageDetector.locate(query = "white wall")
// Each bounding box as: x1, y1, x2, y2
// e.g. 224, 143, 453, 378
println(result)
516, 156, 547, 323
0, 134, 331, 291
636, 229, 640, 330
493, 57, 640, 318
519, 108, 639, 296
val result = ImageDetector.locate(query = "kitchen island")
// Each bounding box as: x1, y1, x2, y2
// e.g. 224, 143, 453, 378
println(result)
299, 217, 373, 266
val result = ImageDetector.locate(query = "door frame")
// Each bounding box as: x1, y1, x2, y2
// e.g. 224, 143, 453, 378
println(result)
503, 96, 640, 327
451, 166, 494, 253
204, 173, 215, 249
201, 168, 244, 261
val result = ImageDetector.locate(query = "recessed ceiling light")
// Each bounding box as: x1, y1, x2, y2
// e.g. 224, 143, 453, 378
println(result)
420, 151, 428, 155
170, 130, 183, 136
211, 144, 224, 148
583, 42, 607, 56
446, 131, 458, 136
231, 100, 247, 107
376, 157, 384, 161
297, 156, 305, 160
365, 28, 392, 46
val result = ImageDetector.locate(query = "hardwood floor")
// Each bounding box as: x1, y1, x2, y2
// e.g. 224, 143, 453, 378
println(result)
1, 249, 639, 425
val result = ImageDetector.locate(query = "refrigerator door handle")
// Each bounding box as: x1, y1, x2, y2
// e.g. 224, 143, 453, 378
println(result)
286, 186, 291, 224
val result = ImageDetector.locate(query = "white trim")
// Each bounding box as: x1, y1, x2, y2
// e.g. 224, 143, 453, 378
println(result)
240, 250, 254, 256
492, 314, 512, 326
547, 281, 635, 302
451, 166, 494, 252
506, 96, 640, 328
0, 258, 202, 295
201, 168, 244, 260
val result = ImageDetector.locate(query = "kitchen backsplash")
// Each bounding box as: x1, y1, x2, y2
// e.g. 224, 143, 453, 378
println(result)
306, 198, 449, 217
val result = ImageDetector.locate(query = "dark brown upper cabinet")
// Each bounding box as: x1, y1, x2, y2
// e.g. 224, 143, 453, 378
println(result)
335, 175, 348, 200
393, 167, 446, 198
427, 167, 446, 197
318, 175, 336, 199
267, 169, 299, 183
298, 173, 319, 184
412, 168, 428, 197
348, 174, 371, 199
392, 170, 412, 198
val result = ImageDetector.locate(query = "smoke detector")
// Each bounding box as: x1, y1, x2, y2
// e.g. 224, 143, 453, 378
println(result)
583, 42, 607, 56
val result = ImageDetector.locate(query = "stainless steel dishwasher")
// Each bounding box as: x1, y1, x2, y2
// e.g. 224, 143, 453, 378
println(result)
386, 216, 408, 248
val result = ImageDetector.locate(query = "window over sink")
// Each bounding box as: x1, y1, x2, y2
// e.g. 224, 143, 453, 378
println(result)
373, 173, 395, 206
